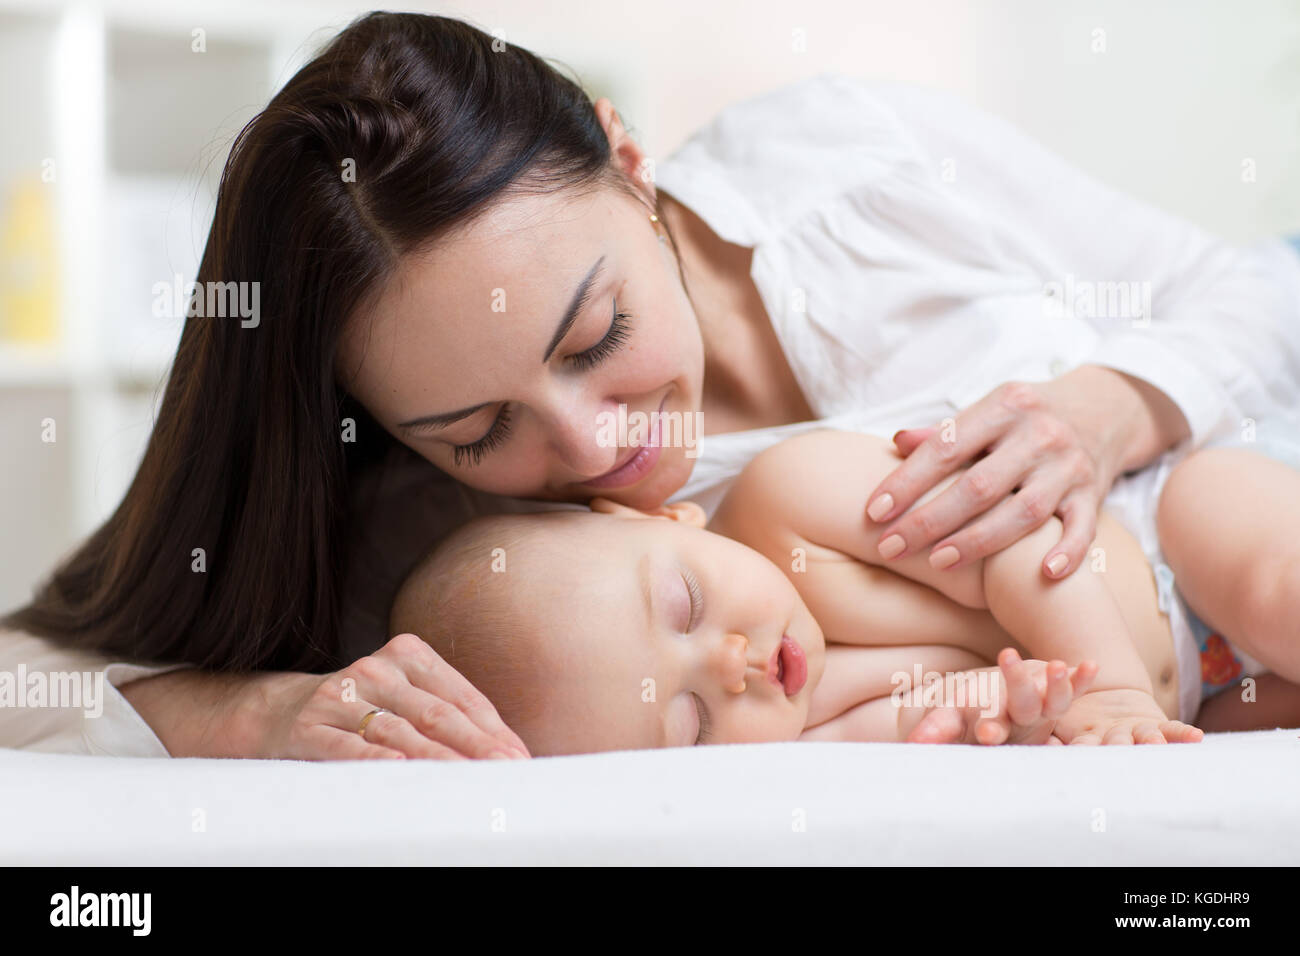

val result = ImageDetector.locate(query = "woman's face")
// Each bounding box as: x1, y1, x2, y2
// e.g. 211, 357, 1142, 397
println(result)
337, 182, 704, 510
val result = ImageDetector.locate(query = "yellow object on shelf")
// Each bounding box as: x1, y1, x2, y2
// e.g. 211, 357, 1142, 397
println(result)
0, 174, 59, 344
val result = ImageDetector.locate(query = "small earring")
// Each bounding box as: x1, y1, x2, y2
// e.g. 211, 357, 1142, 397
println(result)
650, 213, 667, 244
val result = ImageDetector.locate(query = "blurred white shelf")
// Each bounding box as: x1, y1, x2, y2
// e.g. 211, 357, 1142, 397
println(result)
0, 0, 321, 565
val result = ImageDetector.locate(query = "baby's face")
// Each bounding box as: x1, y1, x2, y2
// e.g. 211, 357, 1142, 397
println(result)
507, 502, 827, 754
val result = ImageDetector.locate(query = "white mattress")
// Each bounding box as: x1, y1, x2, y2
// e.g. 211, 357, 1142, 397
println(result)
5, 728, 1298, 865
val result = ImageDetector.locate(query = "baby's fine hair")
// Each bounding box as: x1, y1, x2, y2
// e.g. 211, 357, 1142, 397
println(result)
389, 509, 591, 735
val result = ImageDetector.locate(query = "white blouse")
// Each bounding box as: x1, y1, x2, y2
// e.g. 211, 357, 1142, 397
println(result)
656, 73, 1300, 514
4, 73, 1298, 756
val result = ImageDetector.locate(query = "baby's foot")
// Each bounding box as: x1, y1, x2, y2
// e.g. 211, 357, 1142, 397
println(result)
906, 648, 1098, 746
1052, 688, 1205, 745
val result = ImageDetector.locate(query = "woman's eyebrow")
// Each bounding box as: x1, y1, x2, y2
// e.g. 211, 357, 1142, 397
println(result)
542, 255, 606, 362
398, 255, 608, 431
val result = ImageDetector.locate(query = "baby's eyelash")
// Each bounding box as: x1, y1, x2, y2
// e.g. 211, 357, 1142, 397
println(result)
694, 694, 712, 746
452, 405, 512, 468
567, 307, 632, 372
682, 568, 704, 632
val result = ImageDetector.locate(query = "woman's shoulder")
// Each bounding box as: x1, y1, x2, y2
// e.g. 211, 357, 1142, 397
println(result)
655, 74, 927, 241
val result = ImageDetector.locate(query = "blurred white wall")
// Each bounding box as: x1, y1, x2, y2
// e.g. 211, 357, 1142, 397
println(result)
0, 0, 1297, 612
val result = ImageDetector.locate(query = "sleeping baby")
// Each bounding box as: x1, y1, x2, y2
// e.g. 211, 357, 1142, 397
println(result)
390, 429, 1221, 755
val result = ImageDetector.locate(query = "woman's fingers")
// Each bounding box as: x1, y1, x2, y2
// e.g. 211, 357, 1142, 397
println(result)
867, 394, 1013, 528
1040, 492, 1099, 578
385, 633, 531, 757
878, 450, 1036, 564
918, 465, 1070, 569
891, 426, 936, 457
870, 381, 1110, 570
310, 726, 410, 761
340, 699, 474, 760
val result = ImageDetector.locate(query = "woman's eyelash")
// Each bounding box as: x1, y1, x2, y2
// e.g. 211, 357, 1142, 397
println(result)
567, 305, 632, 372
694, 693, 712, 746
448, 302, 631, 468
452, 404, 512, 468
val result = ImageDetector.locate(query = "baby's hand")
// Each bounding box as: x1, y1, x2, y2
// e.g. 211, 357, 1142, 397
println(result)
906, 648, 1098, 746
1051, 688, 1204, 745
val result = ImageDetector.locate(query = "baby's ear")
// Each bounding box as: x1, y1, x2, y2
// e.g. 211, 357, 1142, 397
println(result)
589, 496, 652, 519
589, 497, 706, 527
656, 501, 706, 527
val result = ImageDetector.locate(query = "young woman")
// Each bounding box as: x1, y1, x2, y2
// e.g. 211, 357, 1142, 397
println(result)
4, 12, 1299, 759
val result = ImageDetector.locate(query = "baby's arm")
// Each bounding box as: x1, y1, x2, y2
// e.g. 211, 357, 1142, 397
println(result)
800, 645, 1097, 744
714, 430, 1195, 742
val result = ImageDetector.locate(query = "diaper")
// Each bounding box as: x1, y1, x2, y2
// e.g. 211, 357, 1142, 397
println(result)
1104, 429, 1300, 724
1154, 562, 1267, 723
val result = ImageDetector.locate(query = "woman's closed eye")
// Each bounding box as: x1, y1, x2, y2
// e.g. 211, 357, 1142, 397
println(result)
451, 300, 635, 467
567, 300, 632, 372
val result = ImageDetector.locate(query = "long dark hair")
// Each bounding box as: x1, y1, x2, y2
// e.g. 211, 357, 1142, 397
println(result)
2, 12, 683, 672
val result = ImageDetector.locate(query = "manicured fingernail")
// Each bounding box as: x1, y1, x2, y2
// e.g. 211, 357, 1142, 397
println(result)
1046, 554, 1069, 576
867, 493, 894, 521
929, 545, 960, 570
878, 534, 905, 559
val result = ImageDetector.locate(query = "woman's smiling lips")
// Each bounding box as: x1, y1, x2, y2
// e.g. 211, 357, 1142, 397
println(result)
767, 634, 808, 696
578, 396, 666, 490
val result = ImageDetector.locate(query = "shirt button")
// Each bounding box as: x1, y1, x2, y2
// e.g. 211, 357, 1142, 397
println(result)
1049, 358, 1068, 376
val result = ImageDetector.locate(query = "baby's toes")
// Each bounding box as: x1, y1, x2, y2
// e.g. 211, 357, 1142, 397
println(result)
1133, 722, 1168, 745
1068, 733, 1102, 746
907, 707, 965, 744
1101, 725, 1137, 745
974, 717, 1010, 746
1160, 721, 1205, 743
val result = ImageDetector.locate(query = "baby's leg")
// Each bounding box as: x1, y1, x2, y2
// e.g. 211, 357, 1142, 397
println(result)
1156, 447, 1300, 682
1197, 673, 1300, 732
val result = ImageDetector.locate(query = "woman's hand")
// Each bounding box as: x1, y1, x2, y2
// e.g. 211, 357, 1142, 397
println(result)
122, 633, 531, 760
865, 365, 1190, 578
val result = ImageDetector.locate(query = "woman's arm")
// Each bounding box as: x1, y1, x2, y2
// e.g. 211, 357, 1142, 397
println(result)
118, 634, 532, 760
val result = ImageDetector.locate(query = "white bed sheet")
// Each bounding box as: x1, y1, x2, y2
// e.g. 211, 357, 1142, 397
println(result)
4, 728, 1297, 865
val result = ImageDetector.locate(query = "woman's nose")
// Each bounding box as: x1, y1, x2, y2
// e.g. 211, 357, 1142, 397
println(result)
710, 633, 750, 694
545, 402, 618, 477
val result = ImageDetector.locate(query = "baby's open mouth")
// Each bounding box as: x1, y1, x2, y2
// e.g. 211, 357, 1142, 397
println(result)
768, 634, 808, 696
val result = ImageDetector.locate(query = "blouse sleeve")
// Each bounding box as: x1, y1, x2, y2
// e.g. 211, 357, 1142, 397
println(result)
0, 628, 181, 756
853, 77, 1300, 447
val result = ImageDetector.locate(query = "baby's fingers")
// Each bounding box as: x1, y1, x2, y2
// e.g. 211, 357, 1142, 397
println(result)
1067, 660, 1099, 698
1041, 660, 1074, 719
997, 648, 1042, 726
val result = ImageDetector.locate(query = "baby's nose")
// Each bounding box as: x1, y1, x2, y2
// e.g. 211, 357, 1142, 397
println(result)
714, 633, 749, 694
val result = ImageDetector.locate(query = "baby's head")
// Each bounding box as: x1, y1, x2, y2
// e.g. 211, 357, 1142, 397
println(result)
389, 499, 826, 756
